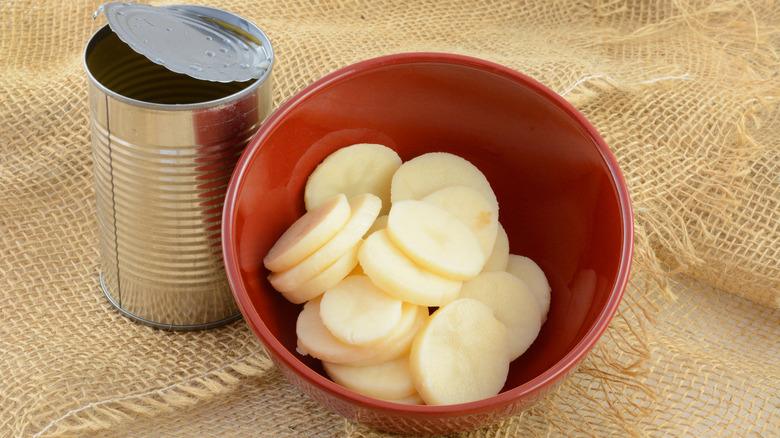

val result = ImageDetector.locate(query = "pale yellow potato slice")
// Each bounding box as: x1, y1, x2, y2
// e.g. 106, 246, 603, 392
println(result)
358, 228, 461, 307
422, 185, 498, 259
297, 297, 426, 365
458, 271, 542, 360
482, 222, 509, 272
296, 297, 377, 364
386, 200, 485, 281
352, 302, 428, 366
410, 298, 510, 405
390, 152, 498, 210
366, 214, 388, 236
269, 193, 381, 294
304, 143, 401, 215
319, 275, 404, 346
349, 262, 366, 275
263, 193, 351, 272
322, 355, 416, 400
280, 242, 360, 304
506, 254, 551, 322
382, 392, 425, 405
349, 263, 364, 276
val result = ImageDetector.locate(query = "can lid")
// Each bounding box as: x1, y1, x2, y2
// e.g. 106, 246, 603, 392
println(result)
95, 2, 272, 83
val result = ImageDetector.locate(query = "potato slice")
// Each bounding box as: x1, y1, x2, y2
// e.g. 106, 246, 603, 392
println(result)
410, 298, 510, 405
269, 193, 381, 294
349, 263, 364, 276
296, 297, 376, 364
358, 228, 461, 307
383, 392, 425, 405
263, 193, 351, 272
319, 275, 404, 346
355, 302, 427, 366
366, 214, 388, 236
458, 271, 542, 360
322, 355, 416, 400
280, 242, 360, 304
506, 254, 551, 322
386, 200, 485, 281
422, 185, 498, 259
305, 143, 401, 215
482, 222, 509, 272
297, 297, 426, 365
390, 152, 498, 210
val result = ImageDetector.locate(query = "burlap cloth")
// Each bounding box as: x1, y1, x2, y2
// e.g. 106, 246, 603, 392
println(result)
2, 0, 778, 436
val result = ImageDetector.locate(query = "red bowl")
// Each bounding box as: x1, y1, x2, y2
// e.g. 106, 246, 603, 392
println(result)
222, 53, 633, 435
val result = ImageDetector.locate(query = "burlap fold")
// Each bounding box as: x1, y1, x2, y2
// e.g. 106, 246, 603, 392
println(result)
1, 1, 777, 437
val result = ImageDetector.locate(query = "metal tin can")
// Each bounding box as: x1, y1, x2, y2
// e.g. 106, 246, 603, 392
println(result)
84, 3, 274, 330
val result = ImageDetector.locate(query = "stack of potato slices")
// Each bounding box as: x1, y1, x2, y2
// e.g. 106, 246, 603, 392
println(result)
263, 144, 551, 406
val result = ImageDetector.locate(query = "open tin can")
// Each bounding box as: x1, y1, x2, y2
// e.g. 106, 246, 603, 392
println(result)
84, 2, 274, 330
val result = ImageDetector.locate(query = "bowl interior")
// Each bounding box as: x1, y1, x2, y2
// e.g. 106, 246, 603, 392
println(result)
225, 54, 631, 407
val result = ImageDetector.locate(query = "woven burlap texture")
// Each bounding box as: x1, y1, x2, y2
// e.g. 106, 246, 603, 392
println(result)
1, 0, 778, 437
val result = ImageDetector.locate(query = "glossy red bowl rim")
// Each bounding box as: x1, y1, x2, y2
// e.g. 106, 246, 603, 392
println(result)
223, 52, 633, 417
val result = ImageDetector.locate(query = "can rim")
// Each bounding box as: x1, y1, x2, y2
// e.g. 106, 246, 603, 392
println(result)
84, 6, 274, 110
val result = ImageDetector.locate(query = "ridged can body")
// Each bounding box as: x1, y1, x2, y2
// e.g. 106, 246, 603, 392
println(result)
84, 15, 273, 329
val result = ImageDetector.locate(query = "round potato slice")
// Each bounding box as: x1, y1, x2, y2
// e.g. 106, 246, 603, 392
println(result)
358, 228, 462, 307
322, 355, 416, 400
297, 297, 426, 365
506, 254, 551, 322
320, 275, 404, 346
410, 298, 511, 406
422, 185, 499, 259
296, 297, 377, 364
280, 241, 360, 304
354, 302, 428, 366
263, 193, 351, 272
482, 222, 509, 272
390, 152, 498, 210
305, 143, 401, 215
269, 193, 381, 294
458, 271, 542, 360
387, 200, 485, 281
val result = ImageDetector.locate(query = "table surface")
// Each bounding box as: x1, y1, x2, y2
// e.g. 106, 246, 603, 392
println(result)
1, 1, 778, 437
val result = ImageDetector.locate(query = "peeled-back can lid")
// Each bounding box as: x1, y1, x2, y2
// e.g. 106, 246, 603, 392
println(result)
94, 2, 272, 83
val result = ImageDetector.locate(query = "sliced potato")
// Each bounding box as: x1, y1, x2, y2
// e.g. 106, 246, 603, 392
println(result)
386, 200, 485, 281
279, 241, 360, 304
382, 392, 425, 405
305, 143, 401, 215
322, 355, 416, 400
269, 193, 381, 294
319, 275, 404, 346
409, 298, 510, 405
356, 302, 428, 366
422, 185, 498, 259
506, 254, 551, 322
348, 262, 364, 276
296, 297, 378, 364
390, 152, 497, 210
263, 193, 351, 272
458, 271, 542, 360
366, 214, 388, 236
297, 297, 426, 366
358, 228, 461, 307
482, 222, 509, 272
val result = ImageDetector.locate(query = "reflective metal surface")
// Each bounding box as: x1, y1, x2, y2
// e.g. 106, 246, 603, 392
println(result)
96, 2, 272, 83
84, 17, 273, 329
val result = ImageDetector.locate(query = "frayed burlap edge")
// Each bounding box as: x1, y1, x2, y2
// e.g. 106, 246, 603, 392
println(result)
31, 350, 273, 437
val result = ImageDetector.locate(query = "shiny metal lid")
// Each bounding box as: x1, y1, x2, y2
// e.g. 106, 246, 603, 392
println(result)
94, 2, 272, 83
